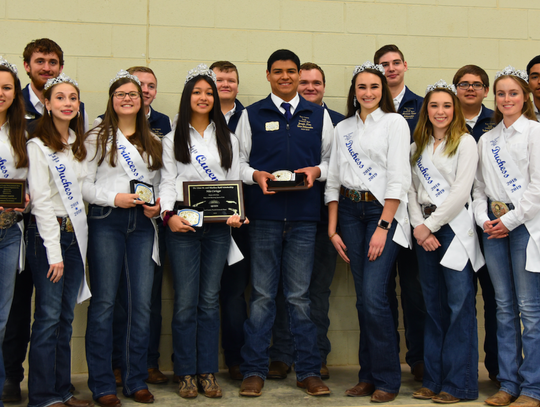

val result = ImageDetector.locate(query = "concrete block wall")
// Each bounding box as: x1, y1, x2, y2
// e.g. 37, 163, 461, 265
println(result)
2, 0, 538, 373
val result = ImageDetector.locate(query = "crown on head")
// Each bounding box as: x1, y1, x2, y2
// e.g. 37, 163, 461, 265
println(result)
185, 63, 217, 84
495, 65, 528, 82
0, 56, 18, 76
44, 72, 79, 92
352, 61, 385, 77
109, 70, 141, 87
425, 79, 457, 96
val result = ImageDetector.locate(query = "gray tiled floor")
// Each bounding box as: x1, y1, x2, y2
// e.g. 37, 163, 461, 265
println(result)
8, 364, 498, 407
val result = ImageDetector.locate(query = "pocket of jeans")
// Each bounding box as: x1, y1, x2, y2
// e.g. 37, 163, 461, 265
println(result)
88, 205, 113, 220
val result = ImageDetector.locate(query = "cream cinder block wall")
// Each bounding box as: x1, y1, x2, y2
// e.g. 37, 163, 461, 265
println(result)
2, 0, 539, 374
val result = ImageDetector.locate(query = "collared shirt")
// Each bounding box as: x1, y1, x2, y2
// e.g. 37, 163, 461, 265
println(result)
224, 102, 237, 124
28, 85, 44, 115
82, 129, 160, 208
237, 93, 333, 185
473, 115, 540, 231
393, 86, 406, 112
28, 130, 88, 264
325, 108, 411, 204
159, 121, 239, 212
465, 109, 482, 130
535, 103, 540, 122
409, 134, 478, 232
0, 122, 28, 179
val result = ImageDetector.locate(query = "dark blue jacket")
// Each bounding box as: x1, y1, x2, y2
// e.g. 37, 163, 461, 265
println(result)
23, 84, 86, 134
398, 86, 424, 142
324, 104, 345, 127
467, 105, 495, 143
227, 99, 245, 134
244, 95, 325, 222
98, 107, 171, 138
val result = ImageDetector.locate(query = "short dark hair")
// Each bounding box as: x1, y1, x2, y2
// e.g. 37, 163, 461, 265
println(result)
210, 61, 240, 84
300, 62, 326, 85
527, 55, 540, 77
267, 49, 300, 72
23, 38, 64, 66
452, 65, 489, 88
373, 44, 404, 65
127, 66, 157, 84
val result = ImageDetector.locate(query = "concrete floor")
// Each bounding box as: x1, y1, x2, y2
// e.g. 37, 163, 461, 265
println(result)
8, 364, 498, 407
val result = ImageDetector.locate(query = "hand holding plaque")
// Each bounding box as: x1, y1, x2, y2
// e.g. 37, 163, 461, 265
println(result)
130, 180, 156, 206
182, 181, 245, 223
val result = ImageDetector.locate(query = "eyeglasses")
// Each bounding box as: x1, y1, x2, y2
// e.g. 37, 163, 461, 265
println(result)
112, 91, 141, 100
457, 82, 485, 90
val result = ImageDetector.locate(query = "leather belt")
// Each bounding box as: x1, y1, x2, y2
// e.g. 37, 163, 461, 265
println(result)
31, 215, 74, 232
340, 186, 377, 202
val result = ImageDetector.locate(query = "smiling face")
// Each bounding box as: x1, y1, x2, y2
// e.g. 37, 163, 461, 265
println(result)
528, 63, 540, 106
495, 77, 525, 125
132, 71, 157, 108
266, 60, 299, 102
298, 68, 325, 105
112, 82, 141, 119
24, 51, 63, 90
455, 73, 488, 111
427, 91, 454, 136
213, 68, 238, 105
355, 72, 382, 115
377, 51, 407, 89
190, 78, 214, 118
0, 71, 15, 121
45, 83, 80, 123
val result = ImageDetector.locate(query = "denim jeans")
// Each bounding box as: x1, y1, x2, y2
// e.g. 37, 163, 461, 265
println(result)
220, 224, 251, 367
415, 224, 478, 400
85, 205, 154, 399
270, 221, 338, 365
388, 244, 426, 368
26, 223, 84, 407
112, 220, 166, 370
0, 224, 21, 406
338, 197, 401, 394
241, 220, 321, 382
484, 210, 540, 401
167, 222, 230, 375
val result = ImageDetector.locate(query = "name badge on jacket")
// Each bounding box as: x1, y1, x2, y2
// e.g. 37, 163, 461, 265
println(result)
265, 121, 279, 131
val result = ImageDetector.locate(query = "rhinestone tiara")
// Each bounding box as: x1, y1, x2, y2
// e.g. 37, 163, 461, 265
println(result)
185, 63, 217, 84
352, 61, 385, 77
44, 73, 79, 92
425, 79, 457, 96
0, 56, 18, 76
495, 65, 528, 82
110, 69, 141, 87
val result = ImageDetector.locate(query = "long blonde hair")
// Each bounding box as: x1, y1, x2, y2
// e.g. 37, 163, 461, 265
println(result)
411, 89, 468, 165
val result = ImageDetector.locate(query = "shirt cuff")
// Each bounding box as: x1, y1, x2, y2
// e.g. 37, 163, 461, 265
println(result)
423, 216, 441, 233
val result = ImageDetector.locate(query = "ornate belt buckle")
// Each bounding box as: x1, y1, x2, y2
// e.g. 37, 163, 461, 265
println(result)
349, 189, 360, 202
490, 201, 509, 218
0, 211, 18, 229
64, 217, 74, 233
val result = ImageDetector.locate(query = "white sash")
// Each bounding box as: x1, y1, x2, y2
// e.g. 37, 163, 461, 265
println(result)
0, 137, 28, 271
415, 151, 484, 271
28, 138, 91, 303
338, 118, 411, 248
486, 132, 540, 272
115, 130, 160, 265
187, 135, 243, 265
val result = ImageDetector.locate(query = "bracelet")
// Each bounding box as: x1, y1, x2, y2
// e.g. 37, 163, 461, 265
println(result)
162, 211, 175, 227
329, 232, 338, 241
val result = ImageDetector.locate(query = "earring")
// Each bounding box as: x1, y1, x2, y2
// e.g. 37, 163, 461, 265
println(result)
77, 111, 80, 117
353, 96, 357, 107
48, 110, 51, 116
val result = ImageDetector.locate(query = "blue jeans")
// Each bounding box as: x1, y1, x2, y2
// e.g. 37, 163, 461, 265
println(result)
484, 211, 540, 400
220, 224, 251, 367
415, 224, 478, 399
241, 220, 320, 381
26, 223, 84, 407
0, 225, 21, 407
112, 220, 166, 370
167, 223, 230, 375
85, 205, 154, 399
270, 222, 338, 365
338, 198, 401, 394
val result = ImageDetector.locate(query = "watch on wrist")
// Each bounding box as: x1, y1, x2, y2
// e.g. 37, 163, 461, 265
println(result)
377, 219, 390, 230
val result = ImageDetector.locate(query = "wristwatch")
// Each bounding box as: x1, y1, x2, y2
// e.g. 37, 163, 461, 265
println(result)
377, 219, 390, 230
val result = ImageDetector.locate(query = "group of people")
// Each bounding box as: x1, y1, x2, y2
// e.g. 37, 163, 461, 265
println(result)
1, 37, 540, 407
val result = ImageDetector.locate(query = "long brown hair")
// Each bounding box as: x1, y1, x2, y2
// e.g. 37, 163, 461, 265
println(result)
346, 68, 395, 118
91, 77, 162, 170
28, 81, 87, 161
493, 75, 537, 124
411, 89, 468, 165
0, 66, 27, 168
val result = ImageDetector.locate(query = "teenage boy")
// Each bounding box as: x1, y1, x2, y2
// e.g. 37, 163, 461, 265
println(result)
268, 62, 343, 381
236, 49, 332, 397
373, 44, 426, 382
527, 56, 540, 121
452, 65, 499, 385
209, 61, 248, 380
